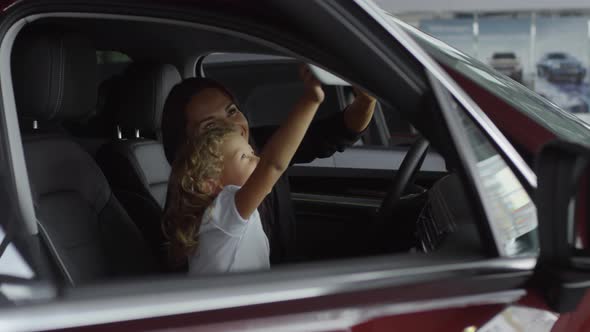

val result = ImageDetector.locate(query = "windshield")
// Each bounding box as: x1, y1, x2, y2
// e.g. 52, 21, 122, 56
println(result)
493, 53, 516, 59
383, 14, 590, 147
547, 53, 566, 60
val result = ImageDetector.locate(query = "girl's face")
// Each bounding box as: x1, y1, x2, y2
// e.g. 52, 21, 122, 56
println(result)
219, 133, 259, 188
185, 88, 249, 140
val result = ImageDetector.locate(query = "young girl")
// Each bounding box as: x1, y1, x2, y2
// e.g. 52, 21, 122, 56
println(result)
162, 66, 324, 273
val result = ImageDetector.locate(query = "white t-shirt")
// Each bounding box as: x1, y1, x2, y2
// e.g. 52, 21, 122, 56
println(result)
189, 185, 270, 274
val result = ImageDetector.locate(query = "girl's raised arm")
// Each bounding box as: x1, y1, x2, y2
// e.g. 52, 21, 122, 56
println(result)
235, 65, 324, 219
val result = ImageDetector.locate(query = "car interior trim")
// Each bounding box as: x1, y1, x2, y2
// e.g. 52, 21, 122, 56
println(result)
291, 192, 382, 209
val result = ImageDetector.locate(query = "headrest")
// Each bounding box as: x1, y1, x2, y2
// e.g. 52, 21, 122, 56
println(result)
116, 63, 181, 133
12, 27, 97, 121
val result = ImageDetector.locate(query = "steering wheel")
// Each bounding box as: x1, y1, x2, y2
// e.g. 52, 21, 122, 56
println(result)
375, 138, 430, 224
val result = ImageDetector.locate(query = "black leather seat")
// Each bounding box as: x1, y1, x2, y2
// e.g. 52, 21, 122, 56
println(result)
12, 27, 157, 285
96, 62, 180, 266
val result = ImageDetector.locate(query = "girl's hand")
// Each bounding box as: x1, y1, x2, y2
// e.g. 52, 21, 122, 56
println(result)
235, 65, 323, 219
300, 65, 325, 103
343, 86, 377, 134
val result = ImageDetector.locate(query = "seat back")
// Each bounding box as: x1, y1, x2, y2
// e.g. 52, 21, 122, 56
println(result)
12, 26, 157, 285
96, 62, 180, 266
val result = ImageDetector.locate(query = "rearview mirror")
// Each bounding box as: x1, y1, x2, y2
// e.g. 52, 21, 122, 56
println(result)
534, 140, 590, 312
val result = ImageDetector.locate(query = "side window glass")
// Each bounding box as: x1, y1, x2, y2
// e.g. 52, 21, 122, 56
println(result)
74, 50, 133, 139
96, 50, 132, 83
454, 102, 539, 256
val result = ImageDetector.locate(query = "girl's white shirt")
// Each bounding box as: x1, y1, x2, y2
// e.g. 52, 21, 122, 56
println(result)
189, 185, 270, 275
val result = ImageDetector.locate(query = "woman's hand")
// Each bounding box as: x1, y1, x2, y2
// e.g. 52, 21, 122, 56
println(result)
352, 86, 376, 103
344, 86, 377, 133
300, 65, 325, 103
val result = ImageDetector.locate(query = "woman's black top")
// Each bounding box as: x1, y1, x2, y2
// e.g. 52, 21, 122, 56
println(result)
250, 111, 362, 264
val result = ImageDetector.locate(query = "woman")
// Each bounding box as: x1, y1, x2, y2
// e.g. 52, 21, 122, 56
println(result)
161, 66, 376, 265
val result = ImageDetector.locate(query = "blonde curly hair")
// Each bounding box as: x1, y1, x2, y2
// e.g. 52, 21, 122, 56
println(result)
162, 120, 238, 267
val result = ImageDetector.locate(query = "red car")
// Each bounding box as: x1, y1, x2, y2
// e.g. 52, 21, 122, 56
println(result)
0, 1, 589, 331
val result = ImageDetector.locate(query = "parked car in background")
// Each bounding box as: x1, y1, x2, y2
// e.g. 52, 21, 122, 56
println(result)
537, 52, 587, 84
535, 82, 590, 116
489, 52, 523, 82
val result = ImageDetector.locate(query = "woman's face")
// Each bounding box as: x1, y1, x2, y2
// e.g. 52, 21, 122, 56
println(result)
185, 87, 249, 140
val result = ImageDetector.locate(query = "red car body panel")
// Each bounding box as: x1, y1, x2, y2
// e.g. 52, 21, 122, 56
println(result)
351, 304, 502, 332
55, 303, 504, 332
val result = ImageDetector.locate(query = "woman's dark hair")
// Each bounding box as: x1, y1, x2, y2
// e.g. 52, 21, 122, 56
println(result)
161, 77, 238, 164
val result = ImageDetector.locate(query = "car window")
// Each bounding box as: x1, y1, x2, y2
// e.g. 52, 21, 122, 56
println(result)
201, 53, 341, 128
547, 53, 566, 60
96, 50, 132, 83
201, 53, 417, 148
493, 53, 516, 59
366, 98, 418, 147
202, 54, 440, 173
452, 98, 539, 256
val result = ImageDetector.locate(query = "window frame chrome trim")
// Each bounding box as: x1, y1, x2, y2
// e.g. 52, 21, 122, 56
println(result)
427, 72, 507, 256
0, 14, 37, 235
292, 192, 382, 209
0, 256, 535, 331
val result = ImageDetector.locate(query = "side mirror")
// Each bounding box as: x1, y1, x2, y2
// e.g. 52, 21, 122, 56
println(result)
534, 140, 590, 313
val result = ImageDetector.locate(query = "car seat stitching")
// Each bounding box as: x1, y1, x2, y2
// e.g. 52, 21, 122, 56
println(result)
127, 142, 151, 185
37, 220, 75, 286
152, 69, 158, 132
53, 36, 65, 119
